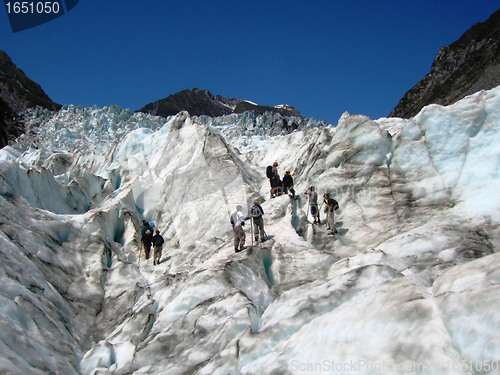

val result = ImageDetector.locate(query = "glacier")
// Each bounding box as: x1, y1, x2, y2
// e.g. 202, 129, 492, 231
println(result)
0, 87, 500, 374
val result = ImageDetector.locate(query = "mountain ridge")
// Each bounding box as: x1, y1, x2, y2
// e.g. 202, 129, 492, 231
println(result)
389, 9, 500, 118
137, 88, 302, 118
0, 50, 61, 147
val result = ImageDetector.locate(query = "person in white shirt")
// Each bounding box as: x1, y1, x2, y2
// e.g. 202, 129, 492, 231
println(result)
230, 205, 250, 252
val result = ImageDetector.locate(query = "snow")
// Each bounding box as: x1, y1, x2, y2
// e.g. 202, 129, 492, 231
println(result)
1, 86, 500, 374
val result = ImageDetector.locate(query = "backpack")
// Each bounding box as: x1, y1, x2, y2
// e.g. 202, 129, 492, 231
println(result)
266, 165, 273, 178
230, 212, 238, 227
328, 198, 339, 211
153, 235, 164, 247
251, 205, 263, 218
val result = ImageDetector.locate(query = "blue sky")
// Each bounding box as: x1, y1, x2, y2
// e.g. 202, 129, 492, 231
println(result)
1, 1, 498, 124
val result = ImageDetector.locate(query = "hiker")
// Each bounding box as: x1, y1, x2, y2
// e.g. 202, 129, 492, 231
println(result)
138, 219, 153, 236
304, 186, 320, 224
141, 229, 153, 259
230, 205, 250, 252
152, 230, 165, 265
268, 161, 281, 198
271, 178, 284, 197
324, 193, 339, 233
251, 199, 266, 242
283, 170, 295, 198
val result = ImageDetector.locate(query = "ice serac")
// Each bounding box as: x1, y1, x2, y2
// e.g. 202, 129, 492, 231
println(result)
0, 87, 500, 374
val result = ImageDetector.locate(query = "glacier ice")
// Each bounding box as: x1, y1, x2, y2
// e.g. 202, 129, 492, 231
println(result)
0, 87, 500, 374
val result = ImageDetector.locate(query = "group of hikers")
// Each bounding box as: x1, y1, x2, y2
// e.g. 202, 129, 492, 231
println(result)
267, 161, 296, 199
137, 160, 339, 259
138, 220, 164, 265
230, 161, 340, 252
230, 199, 267, 252
268, 161, 339, 232
304, 186, 339, 233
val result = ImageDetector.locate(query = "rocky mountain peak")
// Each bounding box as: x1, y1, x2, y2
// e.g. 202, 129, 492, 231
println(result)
0, 50, 61, 147
389, 9, 500, 118
0, 50, 60, 113
137, 88, 302, 118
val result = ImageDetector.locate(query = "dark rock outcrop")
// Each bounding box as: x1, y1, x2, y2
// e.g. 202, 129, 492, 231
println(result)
0, 97, 20, 147
0, 50, 61, 147
138, 88, 302, 118
390, 9, 500, 118
0, 51, 60, 113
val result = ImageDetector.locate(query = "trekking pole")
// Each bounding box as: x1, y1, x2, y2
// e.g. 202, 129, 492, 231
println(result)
317, 201, 324, 224
138, 242, 142, 268
251, 218, 254, 248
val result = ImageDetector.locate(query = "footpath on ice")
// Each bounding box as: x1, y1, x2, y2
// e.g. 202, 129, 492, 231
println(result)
0, 87, 500, 374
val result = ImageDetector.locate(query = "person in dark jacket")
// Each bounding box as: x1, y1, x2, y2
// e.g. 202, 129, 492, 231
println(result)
141, 229, 153, 259
270, 161, 280, 198
283, 170, 295, 198
152, 230, 165, 265
251, 199, 266, 242
323, 193, 339, 233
